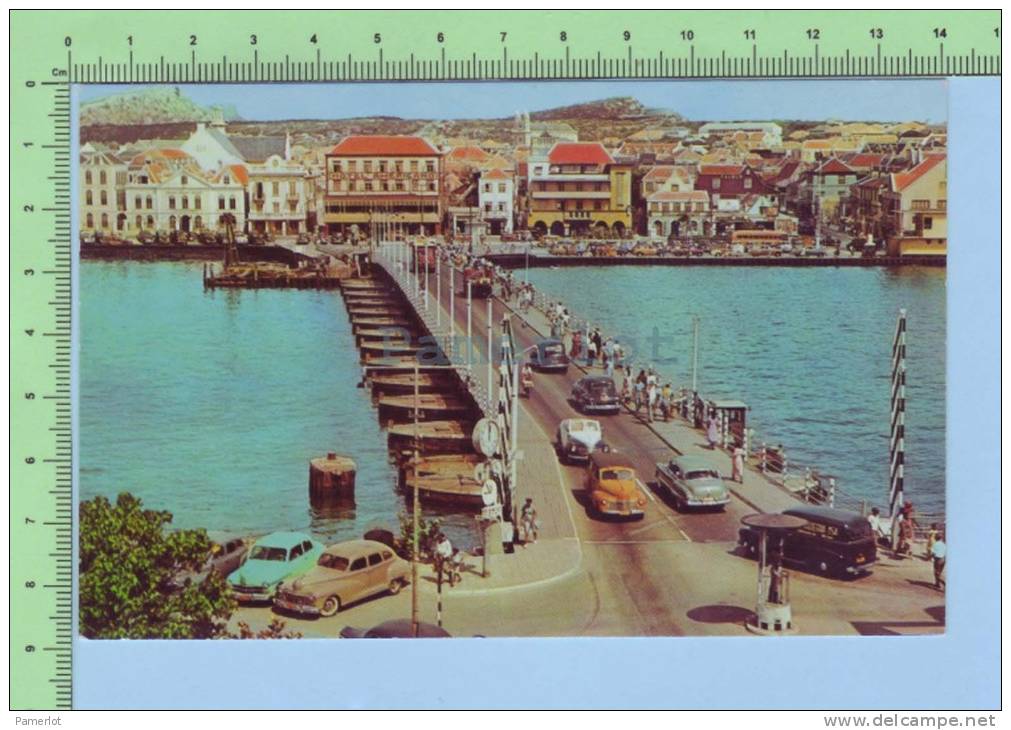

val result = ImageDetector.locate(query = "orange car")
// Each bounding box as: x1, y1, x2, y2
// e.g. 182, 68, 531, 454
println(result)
585, 451, 648, 519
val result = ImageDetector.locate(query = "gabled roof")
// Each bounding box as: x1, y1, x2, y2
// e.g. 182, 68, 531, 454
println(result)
215, 164, 249, 186
892, 154, 945, 192
698, 164, 746, 176
643, 165, 675, 181
815, 158, 856, 175
482, 168, 512, 181
232, 136, 287, 164
205, 128, 245, 162
846, 153, 886, 168
548, 142, 613, 166
447, 145, 490, 162
330, 135, 439, 156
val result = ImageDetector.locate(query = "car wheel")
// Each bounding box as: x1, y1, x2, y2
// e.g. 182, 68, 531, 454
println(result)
320, 595, 341, 617
815, 559, 831, 575
388, 578, 403, 595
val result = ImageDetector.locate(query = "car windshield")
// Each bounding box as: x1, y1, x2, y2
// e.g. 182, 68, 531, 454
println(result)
587, 381, 616, 396
542, 344, 564, 356
249, 546, 288, 561
570, 421, 599, 433
601, 468, 634, 481
318, 554, 350, 571
685, 469, 720, 480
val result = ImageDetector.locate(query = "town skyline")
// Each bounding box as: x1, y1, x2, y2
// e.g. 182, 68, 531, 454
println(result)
80, 80, 948, 124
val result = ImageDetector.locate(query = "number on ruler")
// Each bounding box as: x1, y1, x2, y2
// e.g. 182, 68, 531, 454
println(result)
623, 30, 630, 41
374, 33, 381, 44
681, 30, 694, 41
869, 28, 884, 39
933, 28, 947, 38
436, 32, 444, 43
310, 33, 317, 44
559, 31, 567, 42
743, 29, 756, 40
189, 34, 197, 46
250, 34, 258, 45
806, 28, 820, 40
500, 32, 507, 42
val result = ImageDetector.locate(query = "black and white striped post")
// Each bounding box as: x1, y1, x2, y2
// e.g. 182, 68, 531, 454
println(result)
888, 309, 907, 549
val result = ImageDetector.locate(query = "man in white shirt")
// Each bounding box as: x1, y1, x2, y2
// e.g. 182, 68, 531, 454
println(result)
930, 534, 946, 589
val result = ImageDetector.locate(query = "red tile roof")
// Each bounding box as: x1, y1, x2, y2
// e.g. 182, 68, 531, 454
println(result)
815, 158, 856, 175
892, 154, 945, 192
225, 164, 248, 186
483, 168, 511, 180
330, 136, 439, 156
447, 145, 490, 162
847, 153, 885, 168
548, 142, 613, 166
643, 165, 675, 181
698, 164, 746, 176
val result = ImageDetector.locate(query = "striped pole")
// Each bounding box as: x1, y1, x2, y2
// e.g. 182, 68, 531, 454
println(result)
888, 309, 907, 547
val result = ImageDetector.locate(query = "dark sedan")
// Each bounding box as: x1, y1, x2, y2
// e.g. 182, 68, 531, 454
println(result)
340, 619, 452, 638
570, 376, 621, 414
528, 339, 569, 373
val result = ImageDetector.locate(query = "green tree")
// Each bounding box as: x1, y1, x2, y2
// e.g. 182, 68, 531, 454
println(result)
79, 492, 236, 639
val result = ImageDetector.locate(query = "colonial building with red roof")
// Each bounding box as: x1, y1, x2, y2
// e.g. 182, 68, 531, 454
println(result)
527, 142, 633, 236
884, 155, 947, 256
324, 135, 444, 235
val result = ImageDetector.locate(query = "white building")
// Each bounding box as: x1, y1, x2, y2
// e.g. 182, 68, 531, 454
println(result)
123, 151, 247, 234
80, 150, 127, 233
478, 168, 514, 235
180, 113, 245, 171
247, 154, 309, 236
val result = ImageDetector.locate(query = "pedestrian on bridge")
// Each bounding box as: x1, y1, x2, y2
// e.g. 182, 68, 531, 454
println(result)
732, 445, 746, 483
930, 533, 946, 589
706, 415, 720, 450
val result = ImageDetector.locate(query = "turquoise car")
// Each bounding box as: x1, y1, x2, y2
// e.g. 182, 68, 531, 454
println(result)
228, 531, 324, 603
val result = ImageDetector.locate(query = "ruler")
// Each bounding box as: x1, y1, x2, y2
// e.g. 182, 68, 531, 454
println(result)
7, 8, 1000, 711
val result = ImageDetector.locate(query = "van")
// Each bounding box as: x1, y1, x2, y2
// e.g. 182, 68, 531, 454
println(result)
738, 506, 876, 578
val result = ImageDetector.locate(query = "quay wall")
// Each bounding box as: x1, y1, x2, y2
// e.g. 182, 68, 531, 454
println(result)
485, 254, 946, 269
81, 244, 311, 265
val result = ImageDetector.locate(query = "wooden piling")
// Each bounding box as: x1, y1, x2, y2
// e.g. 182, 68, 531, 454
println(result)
309, 452, 356, 503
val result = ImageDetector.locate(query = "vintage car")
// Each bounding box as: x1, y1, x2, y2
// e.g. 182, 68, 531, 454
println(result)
340, 619, 452, 638
556, 418, 604, 464
227, 531, 324, 603
738, 506, 877, 578
170, 535, 250, 589
274, 539, 411, 617
528, 338, 569, 373
296, 232, 311, 246
584, 451, 648, 519
633, 244, 659, 257
654, 454, 731, 511
570, 375, 621, 414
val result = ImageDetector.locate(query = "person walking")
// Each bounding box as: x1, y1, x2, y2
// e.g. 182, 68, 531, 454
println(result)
930, 533, 946, 589
646, 381, 657, 422
706, 415, 720, 450
660, 382, 673, 421
732, 445, 746, 483
586, 337, 598, 367
520, 498, 539, 545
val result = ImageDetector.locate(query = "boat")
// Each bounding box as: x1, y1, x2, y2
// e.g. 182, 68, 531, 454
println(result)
387, 420, 475, 455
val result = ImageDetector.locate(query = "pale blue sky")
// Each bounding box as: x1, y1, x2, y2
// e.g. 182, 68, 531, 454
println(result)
80, 80, 947, 123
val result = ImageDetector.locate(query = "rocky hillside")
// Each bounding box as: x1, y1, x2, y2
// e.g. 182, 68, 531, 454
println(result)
80, 86, 241, 127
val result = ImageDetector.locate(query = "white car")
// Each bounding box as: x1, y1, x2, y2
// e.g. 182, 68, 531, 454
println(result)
556, 418, 604, 464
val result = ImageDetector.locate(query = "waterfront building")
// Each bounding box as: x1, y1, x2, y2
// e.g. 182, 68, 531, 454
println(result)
323, 135, 444, 236
641, 165, 696, 197
123, 149, 247, 234
247, 154, 309, 236
478, 168, 514, 235
693, 163, 774, 209
80, 150, 127, 234
809, 158, 860, 222
884, 154, 947, 256
527, 142, 633, 237
848, 175, 895, 242
647, 190, 710, 239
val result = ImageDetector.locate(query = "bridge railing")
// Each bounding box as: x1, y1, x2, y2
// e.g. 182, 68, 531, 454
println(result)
372, 243, 493, 417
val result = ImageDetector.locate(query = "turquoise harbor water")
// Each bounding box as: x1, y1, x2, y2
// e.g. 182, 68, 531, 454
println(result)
526, 264, 946, 513
79, 261, 474, 546
80, 261, 946, 544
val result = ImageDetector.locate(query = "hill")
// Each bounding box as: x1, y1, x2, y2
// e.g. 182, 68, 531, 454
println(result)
80, 86, 242, 127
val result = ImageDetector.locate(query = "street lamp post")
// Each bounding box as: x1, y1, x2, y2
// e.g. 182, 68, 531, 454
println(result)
466, 281, 473, 372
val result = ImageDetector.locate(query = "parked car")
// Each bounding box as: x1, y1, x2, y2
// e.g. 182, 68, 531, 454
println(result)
570, 375, 621, 415
556, 418, 604, 464
273, 539, 410, 617
738, 506, 877, 578
528, 338, 569, 373
170, 536, 249, 589
340, 619, 451, 638
584, 451, 647, 519
296, 232, 311, 245
654, 455, 731, 511
228, 531, 324, 603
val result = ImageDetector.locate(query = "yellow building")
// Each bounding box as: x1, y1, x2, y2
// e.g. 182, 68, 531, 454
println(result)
886, 154, 947, 257
527, 142, 632, 237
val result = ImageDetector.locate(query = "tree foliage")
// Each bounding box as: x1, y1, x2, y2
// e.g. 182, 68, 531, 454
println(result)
79, 492, 236, 639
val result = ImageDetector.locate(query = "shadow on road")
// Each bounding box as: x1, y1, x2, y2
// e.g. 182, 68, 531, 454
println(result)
686, 604, 756, 625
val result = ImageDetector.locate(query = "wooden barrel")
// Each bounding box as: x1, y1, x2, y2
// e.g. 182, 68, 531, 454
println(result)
309, 453, 356, 503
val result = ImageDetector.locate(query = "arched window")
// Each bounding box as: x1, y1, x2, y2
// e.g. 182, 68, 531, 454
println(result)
146, 196, 153, 209
169, 215, 177, 230
85, 170, 92, 184
135, 215, 142, 230
99, 170, 107, 185
101, 213, 109, 229
146, 215, 154, 228
181, 195, 188, 209
85, 213, 94, 228
194, 195, 201, 210
134, 196, 142, 210
218, 196, 225, 210
168, 196, 176, 210
100, 190, 108, 205
194, 216, 203, 230
85, 190, 93, 205
228, 197, 236, 210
